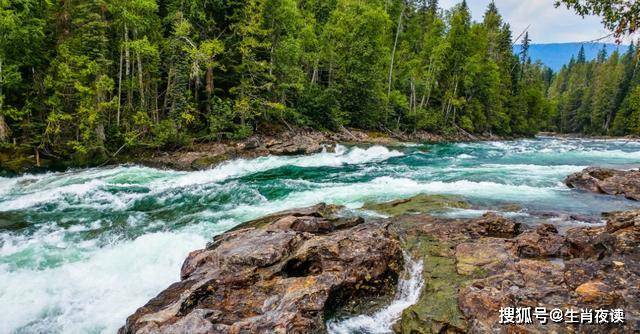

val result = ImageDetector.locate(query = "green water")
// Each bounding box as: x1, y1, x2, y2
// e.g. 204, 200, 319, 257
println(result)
1, 137, 639, 333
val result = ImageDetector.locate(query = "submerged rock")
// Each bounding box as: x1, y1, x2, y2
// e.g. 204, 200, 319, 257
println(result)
362, 194, 471, 216
119, 204, 402, 334
565, 167, 640, 201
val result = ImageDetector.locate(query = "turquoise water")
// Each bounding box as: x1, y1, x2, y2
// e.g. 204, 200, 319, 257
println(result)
1, 137, 639, 333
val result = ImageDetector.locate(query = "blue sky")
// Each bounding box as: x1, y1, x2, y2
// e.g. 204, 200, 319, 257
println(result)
439, 0, 621, 44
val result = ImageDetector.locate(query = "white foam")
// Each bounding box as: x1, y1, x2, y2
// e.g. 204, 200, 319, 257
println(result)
167, 145, 403, 188
0, 145, 403, 212
327, 252, 424, 334
0, 231, 207, 334
219, 177, 560, 221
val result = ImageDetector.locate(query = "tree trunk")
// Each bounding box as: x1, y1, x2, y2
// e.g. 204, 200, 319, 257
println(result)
206, 66, 214, 113
0, 59, 8, 142
137, 50, 145, 109
388, 2, 405, 96
125, 24, 132, 109
0, 115, 9, 142
117, 45, 123, 127
163, 67, 173, 114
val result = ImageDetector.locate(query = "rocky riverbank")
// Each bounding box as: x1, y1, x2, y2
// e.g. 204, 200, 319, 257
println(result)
120, 128, 505, 172
0, 128, 503, 174
120, 194, 639, 334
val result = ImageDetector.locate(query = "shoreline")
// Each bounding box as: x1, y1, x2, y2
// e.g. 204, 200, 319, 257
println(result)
538, 132, 640, 141
3, 130, 639, 176
0, 128, 508, 175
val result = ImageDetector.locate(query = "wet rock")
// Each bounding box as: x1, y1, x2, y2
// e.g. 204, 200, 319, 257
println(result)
565, 210, 640, 257
604, 210, 640, 233
190, 153, 231, 170
123, 205, 640, 334
566, 167, 640, 200
362, 194, 471, 216
120, 204, 402, 334
394, 210, 640, 334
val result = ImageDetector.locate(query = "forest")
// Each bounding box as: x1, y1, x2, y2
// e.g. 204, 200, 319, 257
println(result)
549, 44, 640, 135
0, 0, 636, 165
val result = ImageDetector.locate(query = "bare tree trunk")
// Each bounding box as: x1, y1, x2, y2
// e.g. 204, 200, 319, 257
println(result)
388, 2, 405, 96
125, 24, 132, 109
0, 59, 9, 142
206, 66, 214, 113
0, 115, 9, 142
311, 60, 318, 84
163, 67, 173, 114
137, 50, 145, 109
117, 45, 123, 127
419, 62, 434, 109
409, 79, 415, 113
153, 82, 159, 123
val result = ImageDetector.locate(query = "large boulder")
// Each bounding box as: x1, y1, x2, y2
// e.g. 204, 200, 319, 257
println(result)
566, 167, 640, 201
119, 204, 403, 334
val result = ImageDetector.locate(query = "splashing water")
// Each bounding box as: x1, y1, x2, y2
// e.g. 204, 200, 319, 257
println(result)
326, 253, 424, 334
1, 138, 639, 333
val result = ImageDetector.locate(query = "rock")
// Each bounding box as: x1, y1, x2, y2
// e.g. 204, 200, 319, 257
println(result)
515, 224, 566, 258
566, 167, 640, 200
395, 210, 640, 333
120, 204, 402, 334
267, 134, 324, 155
575, 281, 620, 304
468, 212, 522, 238
239, 137, 261, 150
362, 194, 471, 217
604, 210, 640, 233
455, 239, 513, 276
123, 205, 640, 334
190, 153, 231, 170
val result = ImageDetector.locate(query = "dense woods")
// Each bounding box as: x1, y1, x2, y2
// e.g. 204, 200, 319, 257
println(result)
548, 44, 640, 135
1, 0, 557, 164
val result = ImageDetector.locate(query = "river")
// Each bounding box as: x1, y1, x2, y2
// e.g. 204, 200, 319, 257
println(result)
1, 137, 640, 333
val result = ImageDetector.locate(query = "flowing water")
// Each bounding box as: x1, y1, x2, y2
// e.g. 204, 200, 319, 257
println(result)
1, 137, 640, 334
326, 252, 425, 334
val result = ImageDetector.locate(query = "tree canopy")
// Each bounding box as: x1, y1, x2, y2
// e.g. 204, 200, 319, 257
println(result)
2, 0, 627, 167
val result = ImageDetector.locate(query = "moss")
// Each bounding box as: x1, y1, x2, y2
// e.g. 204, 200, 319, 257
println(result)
191, 154, 231, 170
392, 222, 483, 334
363, 194, 470, 217
398, 236, 468, 333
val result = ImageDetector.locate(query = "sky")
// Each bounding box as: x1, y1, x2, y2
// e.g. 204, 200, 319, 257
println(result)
439, 0, 624, 44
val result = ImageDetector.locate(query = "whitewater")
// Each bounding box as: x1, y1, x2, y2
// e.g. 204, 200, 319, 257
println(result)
1, 137, 640, 333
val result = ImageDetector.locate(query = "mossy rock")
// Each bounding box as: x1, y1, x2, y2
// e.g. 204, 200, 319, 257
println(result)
191, 153, 230, 170
362, 194, 470, 217
397, 234, 470, 334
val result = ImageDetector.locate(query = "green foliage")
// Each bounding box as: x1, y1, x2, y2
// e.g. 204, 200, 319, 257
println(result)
548, 43, 639, 135
1, 0, 563, 163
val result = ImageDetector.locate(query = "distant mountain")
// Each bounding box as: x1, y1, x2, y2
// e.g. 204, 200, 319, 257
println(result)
513, 43, 628, 72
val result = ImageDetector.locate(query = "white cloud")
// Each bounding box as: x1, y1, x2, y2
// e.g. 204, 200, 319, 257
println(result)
438, 0, 623, 44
